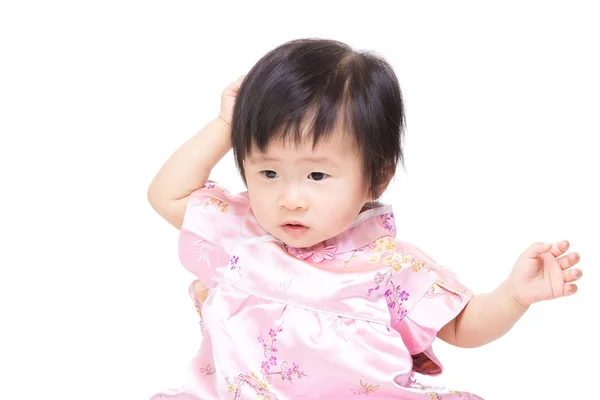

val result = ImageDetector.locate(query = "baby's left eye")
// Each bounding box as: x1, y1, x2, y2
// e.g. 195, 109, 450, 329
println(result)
308, 172, 328, 181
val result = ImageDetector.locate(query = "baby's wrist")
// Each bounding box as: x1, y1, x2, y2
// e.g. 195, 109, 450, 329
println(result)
216, 115, 232, 132
498, 279, 530, 311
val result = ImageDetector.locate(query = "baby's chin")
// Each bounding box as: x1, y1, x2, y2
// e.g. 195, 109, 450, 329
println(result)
281, 238, 322, 249
268, 228, 327, 249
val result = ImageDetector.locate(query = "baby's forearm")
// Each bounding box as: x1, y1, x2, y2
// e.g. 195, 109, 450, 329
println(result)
439, 281, 529, 348
148, 118, 231, 227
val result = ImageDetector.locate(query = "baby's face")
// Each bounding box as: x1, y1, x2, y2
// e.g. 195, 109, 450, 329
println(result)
245, 132, 371, 248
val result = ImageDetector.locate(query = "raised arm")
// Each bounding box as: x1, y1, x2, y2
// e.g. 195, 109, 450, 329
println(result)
147, 118, 231, 229
147, 76, 244, 229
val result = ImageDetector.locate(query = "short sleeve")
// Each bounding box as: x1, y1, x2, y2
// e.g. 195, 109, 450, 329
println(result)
178, 181, 249, 288
391, 245, 473, 375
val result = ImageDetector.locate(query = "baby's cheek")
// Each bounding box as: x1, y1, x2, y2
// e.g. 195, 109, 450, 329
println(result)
325, 205, 358, 232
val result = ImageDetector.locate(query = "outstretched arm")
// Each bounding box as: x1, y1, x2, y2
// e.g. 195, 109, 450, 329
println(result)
438, 240, 582, 348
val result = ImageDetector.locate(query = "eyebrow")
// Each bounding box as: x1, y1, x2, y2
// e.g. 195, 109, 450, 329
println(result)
248, 155, 340, 167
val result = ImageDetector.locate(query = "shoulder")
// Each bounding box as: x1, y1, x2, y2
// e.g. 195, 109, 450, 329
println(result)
182, 181, 251, 229
358, 237, 437, 273
187, 181, 248, 212
178, 181, 252, 282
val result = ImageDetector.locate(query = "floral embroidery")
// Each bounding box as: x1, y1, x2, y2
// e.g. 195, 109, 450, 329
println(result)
258, 326, 306, 382
412, 259, 427, 272
379, 212, 395, 234
368, 269, 391, 295
343, 248, 363, 268
200, 364, 215, 376
286, 242, 336, 263
368, 238, 430, 273
409, 377, 468, 399
271, 278, 293, 298
200, 197, 229, 212
193, 238, 216, 268
228, 255, 242, 276
329, 315, 352, 342
409, 380, 442, 399
205, 182, 216, 190
225, 372, 275, 400
423, 278, 468, 301
224, 323, 307, 399
367, 269, 410, 320
353, 379, 380, 396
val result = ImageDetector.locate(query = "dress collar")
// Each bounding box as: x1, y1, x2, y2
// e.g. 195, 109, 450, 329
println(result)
284, 203, 396, 261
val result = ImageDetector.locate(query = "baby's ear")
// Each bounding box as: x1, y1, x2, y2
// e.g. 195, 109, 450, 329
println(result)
372, 165, 396, 200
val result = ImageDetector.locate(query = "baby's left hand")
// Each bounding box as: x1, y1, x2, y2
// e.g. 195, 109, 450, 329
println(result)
507, 240, 582, 306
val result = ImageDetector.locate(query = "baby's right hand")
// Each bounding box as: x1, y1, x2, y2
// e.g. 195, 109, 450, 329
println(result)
218, 75, 246, 130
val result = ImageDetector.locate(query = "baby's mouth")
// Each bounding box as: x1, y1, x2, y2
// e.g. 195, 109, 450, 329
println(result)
281, 222, 309, 235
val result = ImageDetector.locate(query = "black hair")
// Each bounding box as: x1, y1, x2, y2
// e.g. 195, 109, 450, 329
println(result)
231, 38, 405, 200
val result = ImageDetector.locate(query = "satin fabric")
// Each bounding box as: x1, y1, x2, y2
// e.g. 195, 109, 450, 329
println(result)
151, 182, 483, 399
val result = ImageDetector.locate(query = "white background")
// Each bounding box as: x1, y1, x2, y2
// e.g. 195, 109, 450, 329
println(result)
1, 1, 598, 399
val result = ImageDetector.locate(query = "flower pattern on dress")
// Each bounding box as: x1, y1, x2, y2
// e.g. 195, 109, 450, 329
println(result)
367, 269, 410, 320
199, 196, 229, 212
343, 249, 362, 267
409, 376, 470, 399
328, 315, 353, 342
270, 278, 293, 298
228, 255, 242, 276
423, 278, 469, 301
352, 379, 380, 396
225, 372, 276, 400
193, 238, 216, 268
286, 242, 336, 263
367, 238, 430, 273
379, 212, 395, 235
199, 364, 215, 376
224, 323, 307, 399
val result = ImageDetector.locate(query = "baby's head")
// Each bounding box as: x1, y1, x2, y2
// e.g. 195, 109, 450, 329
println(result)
231, 38, 405, 248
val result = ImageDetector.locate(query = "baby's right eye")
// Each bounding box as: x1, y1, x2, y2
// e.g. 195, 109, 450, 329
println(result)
261, 170, 279, 179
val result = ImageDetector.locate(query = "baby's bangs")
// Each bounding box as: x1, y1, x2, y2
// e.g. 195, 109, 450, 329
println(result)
249, 75, 356, 154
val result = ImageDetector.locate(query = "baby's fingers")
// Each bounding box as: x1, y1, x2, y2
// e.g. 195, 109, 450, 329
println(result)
563, 283, 579, 297
549, 240, 570, 258
522, 242, 552, 259
558, 252, 580, 270
563, 268, 583, 283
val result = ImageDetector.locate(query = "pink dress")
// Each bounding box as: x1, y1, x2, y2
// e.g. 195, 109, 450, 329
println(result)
151, 182, 483, 400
